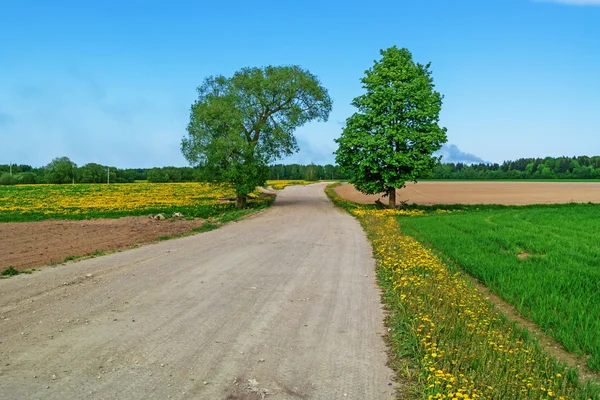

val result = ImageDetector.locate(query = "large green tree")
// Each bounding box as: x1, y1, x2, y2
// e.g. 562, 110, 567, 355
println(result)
45, 156, 77, 184
78, 163, 106, 183
335, 47, 447, 208
182, 65, 332, 207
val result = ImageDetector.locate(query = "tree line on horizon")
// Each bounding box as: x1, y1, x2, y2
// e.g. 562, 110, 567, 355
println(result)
434, 155, 600, 180
2, 155, 600, 186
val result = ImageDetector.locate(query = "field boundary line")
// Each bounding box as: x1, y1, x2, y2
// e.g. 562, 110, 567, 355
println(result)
412, 229, 600, 385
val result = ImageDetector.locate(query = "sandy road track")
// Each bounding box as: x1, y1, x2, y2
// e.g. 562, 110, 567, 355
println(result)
0, 183, 394, 399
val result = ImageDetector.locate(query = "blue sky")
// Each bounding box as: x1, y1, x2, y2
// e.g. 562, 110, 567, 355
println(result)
1, 0, 599, 168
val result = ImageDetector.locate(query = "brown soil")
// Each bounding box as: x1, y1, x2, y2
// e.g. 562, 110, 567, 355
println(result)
335, 181, 600, 205
0, 216, 206, 271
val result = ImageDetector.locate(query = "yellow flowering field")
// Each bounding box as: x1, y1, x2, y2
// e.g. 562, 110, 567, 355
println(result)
326, 185, 599, 400
266, 180, 313, 190
0, 183, 272, 222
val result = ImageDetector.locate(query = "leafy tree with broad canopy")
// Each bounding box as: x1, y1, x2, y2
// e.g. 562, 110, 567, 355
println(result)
182, 65, 332, 207
335, 47, 447, 208
45, 156, 77, 184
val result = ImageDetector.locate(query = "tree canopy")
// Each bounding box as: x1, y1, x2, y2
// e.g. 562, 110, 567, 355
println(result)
335, 46, 447, 208
182, 65, 332, 207
45, 157, 77, 184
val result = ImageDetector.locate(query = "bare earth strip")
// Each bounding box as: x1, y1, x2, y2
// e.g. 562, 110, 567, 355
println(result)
0, 183, 395, 400
335, 181, 600, 205
0, 217, 206, 271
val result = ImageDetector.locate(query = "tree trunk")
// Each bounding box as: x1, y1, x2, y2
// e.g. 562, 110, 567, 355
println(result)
388, 188, 396, 209
236, 196, 247, 208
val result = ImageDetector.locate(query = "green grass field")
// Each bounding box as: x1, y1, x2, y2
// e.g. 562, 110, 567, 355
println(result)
398, 204, 600, 371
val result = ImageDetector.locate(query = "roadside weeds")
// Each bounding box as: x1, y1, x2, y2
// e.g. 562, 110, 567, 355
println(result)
325, 183, 599, 400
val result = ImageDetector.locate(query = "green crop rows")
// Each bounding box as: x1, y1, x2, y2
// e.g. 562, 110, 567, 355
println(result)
398, 204, 600, 371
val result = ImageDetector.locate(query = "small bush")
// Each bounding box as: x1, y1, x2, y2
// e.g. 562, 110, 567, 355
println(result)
1, 266, 22, 276
0, 173, 16, 186
16, 172, 37, 184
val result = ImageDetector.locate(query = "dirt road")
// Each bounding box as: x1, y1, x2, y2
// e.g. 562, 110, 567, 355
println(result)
0, 183, 394, 399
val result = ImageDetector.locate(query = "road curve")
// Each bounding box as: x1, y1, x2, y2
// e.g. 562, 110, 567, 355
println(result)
0, 183, 395, 399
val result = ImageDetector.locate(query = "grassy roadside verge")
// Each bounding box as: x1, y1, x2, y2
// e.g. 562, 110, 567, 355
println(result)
325, 183, 599, 399
158, 202, 273, 239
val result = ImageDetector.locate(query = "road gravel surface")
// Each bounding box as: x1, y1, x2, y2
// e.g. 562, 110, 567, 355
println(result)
0, 183, 395, 399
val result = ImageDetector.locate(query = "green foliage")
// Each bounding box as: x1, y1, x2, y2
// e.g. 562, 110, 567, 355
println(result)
119, 169, 143, 182
147, 167, 170, 183
0, 162, 142, 185
182, 65, 332, 206
1, 266, 31, 277
335, 46, 447, 207
147, 166, 203, 183
0, 173, 17, 186
45, 156, 77, 184
431, 155, 600, 180
192, 221, 219, 233
399, 204, 600, 370
78, 163, 109, 183
16, 172, 37, 184
268, 163, 352, 181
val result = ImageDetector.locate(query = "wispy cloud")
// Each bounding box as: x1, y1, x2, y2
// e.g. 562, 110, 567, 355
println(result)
535, 0, 600, 5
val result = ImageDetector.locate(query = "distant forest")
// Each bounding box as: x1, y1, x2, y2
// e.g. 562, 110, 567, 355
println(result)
1, 155, 600, 185
432, 155, 600, 180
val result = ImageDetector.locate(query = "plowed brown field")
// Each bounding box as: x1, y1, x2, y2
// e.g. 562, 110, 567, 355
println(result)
335, 181, 600, 205
0, 217, 205, 271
